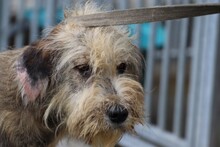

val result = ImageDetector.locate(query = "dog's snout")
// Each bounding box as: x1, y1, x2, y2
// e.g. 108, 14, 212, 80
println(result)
107, 105, 128, 124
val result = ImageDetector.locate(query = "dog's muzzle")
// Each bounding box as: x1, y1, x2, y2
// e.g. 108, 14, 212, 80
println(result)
106, 105, 128, 124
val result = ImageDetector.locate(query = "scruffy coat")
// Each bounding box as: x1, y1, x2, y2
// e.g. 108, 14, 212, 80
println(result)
0, 2, 144, 147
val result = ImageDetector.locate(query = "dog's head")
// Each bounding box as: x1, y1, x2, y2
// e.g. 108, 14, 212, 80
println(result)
16, 2, 144, 146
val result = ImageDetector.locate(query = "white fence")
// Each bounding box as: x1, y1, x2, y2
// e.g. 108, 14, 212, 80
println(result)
0, 0, 219, 147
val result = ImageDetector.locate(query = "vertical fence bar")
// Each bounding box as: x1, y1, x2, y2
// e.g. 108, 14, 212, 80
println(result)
30, 0, 40, 43
45, 0, 56, 28
173, 0, 189, 137
145, 23, 156, 118
61, 0, 72, 10
157, 0, 172, 130
15, 0, 25, 48
210, 14, 220, 147
126, 0, 142, 47
135, 0, 143, 48
194, 15, 209, 147
157, 20, 172, 130
186, 13, 203, 147
144, 0, 161, 121
195, 10, 219, 147
108, 0, 113, 8
170, 0, 181, 49
173, 18, 188, 136
116, 0, 127, 10
0, 0, 10, 51
0, 0, 2, 50
186, 1, 205, 146
188, 1, 214, 147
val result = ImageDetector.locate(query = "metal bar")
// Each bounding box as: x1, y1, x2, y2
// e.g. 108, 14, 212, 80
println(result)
119, 134, 156, 147
0, 0, 10, 51
154, 47, 192, 59
15, 0, 25, 48
144, 0, 161, 120
210, 12, 220, 147
195, 12, 219, 147
185, 0, 203, 144
45, 0, 56, 28
140, 0, 162, 127
173, 18, 188, 136
136, 125, 187, 147
157, 20, 172, 129
62, 0, 70, 9
157, 0, 173, 131
194, 15, 209, 147
4, 23, 28, 38
185, 14, 203, 147
135, 0, 143, 48
0, 0, 2, 50
70, 3, 220, 27
145, 23, 156, 119
117, 0, 127, 10
170, 20, 180, 48
30, 0, 40, 43
173, 0, 190, 137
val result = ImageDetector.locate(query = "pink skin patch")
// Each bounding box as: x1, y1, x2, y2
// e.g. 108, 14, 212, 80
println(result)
16, 65, 42, 104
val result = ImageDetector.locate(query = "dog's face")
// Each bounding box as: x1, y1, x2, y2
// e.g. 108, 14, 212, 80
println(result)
16, 5, 144, 146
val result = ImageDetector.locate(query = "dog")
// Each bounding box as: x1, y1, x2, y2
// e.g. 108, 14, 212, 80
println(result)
0, 2, 144, 147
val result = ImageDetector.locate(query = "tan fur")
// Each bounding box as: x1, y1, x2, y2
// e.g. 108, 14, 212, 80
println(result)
0, 2, 144, 147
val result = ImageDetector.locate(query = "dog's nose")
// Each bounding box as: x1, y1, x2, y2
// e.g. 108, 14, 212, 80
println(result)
107, 105, 128, 124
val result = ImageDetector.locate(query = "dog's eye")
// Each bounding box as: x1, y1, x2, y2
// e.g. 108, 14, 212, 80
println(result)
117, 63, 127, 74
75, 64, 92, 77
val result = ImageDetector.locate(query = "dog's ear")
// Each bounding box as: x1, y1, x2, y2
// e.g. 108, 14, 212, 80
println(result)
17, 41, 53, 105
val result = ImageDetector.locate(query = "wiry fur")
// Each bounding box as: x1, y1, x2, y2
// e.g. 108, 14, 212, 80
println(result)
0, 2, 144, 147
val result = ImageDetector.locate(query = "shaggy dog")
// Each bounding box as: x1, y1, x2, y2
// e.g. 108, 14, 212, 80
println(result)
0, 2, 144, 147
